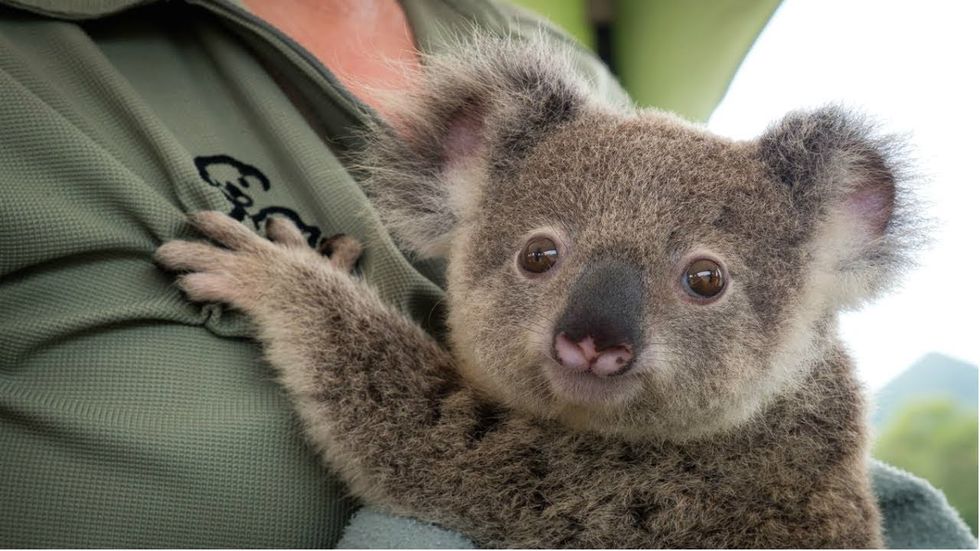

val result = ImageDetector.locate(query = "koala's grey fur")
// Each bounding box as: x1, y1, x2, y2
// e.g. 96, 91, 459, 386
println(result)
156, 34, 924, 548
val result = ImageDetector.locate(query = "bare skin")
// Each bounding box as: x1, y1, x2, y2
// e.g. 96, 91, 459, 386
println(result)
243, 0, 420, 119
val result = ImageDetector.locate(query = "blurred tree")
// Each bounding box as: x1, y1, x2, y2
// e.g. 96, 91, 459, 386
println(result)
507, 0, 781, 121
875, 398, 978, 536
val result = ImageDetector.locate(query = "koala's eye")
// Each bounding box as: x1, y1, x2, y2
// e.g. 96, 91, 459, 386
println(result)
683, 259, 725, 300
520, 236, 559, 274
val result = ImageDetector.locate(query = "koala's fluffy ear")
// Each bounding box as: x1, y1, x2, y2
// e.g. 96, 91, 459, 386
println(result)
758, 106, 923, 307
358, 36, 597, 258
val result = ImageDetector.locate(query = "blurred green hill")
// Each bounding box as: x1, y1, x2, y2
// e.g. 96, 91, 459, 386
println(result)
872, 353, 978, 429
873, 354, 978, 537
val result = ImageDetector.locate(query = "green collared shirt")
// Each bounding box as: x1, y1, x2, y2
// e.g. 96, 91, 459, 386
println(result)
0, 1, 626, 546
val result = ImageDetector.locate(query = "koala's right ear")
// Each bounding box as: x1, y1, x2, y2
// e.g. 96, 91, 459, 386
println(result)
758, 106, 925, 307
359, 36, 596, 258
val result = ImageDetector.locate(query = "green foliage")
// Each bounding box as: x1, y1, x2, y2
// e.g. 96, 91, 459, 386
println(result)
875, 398, 978, 536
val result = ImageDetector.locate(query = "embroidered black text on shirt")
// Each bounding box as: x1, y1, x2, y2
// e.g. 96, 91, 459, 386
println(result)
194, 154, 322, 247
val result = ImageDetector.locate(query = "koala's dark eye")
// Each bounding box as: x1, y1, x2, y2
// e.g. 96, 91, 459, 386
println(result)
520, 236, 559, 274
683, 259, 725, 300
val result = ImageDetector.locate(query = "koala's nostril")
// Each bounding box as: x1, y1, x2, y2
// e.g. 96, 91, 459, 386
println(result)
554, 333, 591, 372
553, 333, 634, 376
591, 345, 634, 376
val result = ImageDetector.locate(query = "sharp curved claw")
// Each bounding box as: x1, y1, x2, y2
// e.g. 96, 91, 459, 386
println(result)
320, 234, 363, 272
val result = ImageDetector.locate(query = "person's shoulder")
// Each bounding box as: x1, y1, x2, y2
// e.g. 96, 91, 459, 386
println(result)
871, 460, 978, 549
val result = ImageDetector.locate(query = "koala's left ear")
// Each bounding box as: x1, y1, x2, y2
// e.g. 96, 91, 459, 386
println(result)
357, 34, 601, 259
758, 106, 922, 306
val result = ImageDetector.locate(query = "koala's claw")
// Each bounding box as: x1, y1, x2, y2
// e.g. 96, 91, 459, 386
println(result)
188, 210, 268, 253
154, 240, 236, 273
155, 211, 362, 310
319, 233, 362, 273
264, 219, 362, 272
266, 216, 309, 248
154, 236, 245, 306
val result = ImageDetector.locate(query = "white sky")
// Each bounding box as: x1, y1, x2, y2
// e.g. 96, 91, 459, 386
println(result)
709, 0, 980, 390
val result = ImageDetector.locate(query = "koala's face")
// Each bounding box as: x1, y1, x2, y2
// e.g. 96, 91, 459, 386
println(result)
367, 39, 914, 442
445, 113, 820, 440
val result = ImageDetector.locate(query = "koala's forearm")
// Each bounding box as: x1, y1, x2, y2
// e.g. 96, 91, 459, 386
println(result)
245, 273, 597, 545
246, 272, 458, 483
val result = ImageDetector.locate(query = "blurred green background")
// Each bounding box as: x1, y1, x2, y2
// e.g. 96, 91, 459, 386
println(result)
873, 354, 978, 536
511, 0, 780, 121
510, 0, 979, 537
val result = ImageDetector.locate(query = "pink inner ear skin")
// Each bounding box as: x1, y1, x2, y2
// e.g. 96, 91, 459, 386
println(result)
847, 180, 895, 237
442, 104, 487, 170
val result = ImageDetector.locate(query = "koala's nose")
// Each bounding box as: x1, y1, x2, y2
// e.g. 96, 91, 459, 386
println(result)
554, 333, 634, 376
552, 257, 645, 377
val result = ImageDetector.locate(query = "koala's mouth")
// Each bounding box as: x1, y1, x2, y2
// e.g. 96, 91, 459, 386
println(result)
542, 359, 642, 406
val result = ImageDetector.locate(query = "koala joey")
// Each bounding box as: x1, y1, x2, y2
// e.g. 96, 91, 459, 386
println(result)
156, 35, 922, 548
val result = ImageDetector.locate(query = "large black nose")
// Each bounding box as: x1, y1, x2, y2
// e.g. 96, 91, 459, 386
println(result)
553, 257, 645, 375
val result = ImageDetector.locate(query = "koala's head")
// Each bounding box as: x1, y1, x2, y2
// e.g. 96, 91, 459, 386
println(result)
363, 37, 920, 442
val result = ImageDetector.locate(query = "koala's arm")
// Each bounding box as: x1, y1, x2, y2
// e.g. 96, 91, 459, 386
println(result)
153, 212, 563, 545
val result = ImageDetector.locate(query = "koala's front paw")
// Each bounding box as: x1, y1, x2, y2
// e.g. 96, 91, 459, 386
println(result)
154, 211, 361, 313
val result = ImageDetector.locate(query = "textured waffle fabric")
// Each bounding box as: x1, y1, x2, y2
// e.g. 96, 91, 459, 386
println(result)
0, 0, 629, 546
